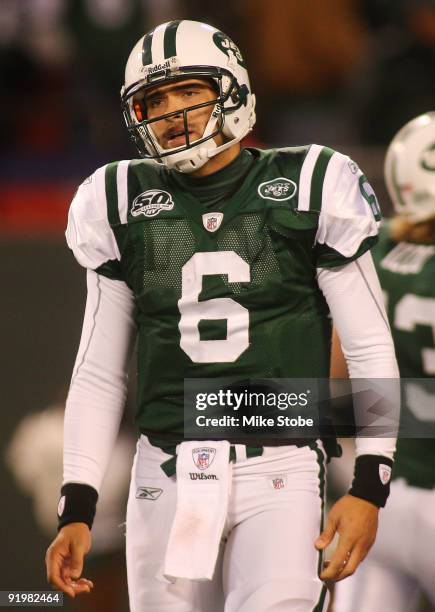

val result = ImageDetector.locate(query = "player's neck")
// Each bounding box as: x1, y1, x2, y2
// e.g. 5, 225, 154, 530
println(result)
191, 142, 242, 178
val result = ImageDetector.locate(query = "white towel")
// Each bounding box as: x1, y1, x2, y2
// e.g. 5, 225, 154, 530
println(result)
163, 440, 232, 582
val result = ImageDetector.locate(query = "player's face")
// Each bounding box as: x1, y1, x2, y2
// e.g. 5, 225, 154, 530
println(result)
133, 79, 222, 150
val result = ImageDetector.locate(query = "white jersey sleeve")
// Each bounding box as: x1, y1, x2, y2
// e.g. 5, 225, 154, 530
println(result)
63, 270, 136, 492
299, 147, 381, 267
65, 165, 120, 270
317, 251, 398, 460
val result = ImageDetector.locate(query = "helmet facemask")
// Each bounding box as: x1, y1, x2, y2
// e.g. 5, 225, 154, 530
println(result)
121, 67, 249, 173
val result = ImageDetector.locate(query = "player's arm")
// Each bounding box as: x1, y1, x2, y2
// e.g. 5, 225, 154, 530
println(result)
46, 270, 136, 596
46, 169, 136, 596
315, 251, 399, 582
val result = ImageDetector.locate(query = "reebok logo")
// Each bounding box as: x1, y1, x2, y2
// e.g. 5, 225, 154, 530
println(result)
136, 486, 163, 500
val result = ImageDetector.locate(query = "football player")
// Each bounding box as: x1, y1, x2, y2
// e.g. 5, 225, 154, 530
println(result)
45, 20, 399, 612
333, 113, 435, 612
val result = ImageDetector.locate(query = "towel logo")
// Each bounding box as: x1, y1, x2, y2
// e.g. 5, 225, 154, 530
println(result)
136, 486, 163, 500
192, 447, 216, 470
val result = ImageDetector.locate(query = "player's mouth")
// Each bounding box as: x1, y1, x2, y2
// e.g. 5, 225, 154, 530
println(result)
164, 127, 194, 148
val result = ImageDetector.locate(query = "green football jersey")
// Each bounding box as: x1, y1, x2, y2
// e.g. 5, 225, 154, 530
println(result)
373, 222, 435, 488
66, 146, 380, 445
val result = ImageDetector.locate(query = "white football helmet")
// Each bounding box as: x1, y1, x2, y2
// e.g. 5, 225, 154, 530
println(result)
121, 20, 256, 173
385, 112, 435, 223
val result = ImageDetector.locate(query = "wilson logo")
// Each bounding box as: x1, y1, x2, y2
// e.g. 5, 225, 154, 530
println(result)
258, 178, 297, 201
189, 473, 218, 480
131, 189, 174, 218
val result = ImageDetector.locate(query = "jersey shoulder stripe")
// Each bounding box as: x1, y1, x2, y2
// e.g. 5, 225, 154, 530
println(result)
105, 160, 130, 227
309, 146, 335, 212
297, 145, 335, 213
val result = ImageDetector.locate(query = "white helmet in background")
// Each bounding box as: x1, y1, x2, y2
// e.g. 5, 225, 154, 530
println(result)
121, 20, 256, 173
385, 112, 435, 223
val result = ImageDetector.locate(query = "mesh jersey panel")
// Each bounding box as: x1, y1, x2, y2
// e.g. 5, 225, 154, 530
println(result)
216, 213, 281, 292
142, 218, 196, 291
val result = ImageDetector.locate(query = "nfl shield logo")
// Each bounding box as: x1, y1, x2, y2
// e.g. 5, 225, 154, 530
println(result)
379, 464, 391, 485
269, 475, 287, 491
272, 478, 285, 490
192, 447, 216, 470
202, 212, 223, 232
208, 217, 218, 231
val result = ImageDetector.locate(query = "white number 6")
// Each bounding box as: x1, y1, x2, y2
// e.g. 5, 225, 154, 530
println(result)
178, 251, 250, 363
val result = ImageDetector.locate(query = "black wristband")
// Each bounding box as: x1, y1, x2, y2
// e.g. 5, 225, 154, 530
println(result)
57, 483, 98, 530
349, 455, 393, 508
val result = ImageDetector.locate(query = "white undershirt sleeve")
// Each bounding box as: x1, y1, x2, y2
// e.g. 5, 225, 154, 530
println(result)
63, 270, 136, 492
317, 251, 399, 459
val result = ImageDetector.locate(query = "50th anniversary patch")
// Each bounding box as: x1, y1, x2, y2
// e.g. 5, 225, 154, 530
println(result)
131, 189, 174, 217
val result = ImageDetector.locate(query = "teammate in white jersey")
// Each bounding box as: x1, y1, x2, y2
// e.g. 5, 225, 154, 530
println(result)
45, 20, 399, 611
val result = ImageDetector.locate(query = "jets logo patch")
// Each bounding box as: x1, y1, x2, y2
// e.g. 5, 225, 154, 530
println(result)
131, 189, 174, 218
192, 447, 216, 470
136, 486, 163, 500
202, 212, 223, 232
258, 178, 297, 201
379, 464, 391, 485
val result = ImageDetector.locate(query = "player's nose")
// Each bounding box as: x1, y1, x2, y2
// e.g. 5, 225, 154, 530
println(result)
165, 93, 184, 118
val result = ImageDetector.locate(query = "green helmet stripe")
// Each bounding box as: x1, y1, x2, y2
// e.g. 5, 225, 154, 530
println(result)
164, 20, 182, 59
142, 28, 155, 66
391, 157, 406, 208
309, 147, 335, 211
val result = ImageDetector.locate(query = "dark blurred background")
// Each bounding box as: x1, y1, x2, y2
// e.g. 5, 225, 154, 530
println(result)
1, 0, 435, 610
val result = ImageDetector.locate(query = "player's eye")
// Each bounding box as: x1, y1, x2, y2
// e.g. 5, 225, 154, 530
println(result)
148, 96, 164, 109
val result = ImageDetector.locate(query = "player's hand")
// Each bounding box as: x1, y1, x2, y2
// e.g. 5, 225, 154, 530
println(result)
45, 523, 94, 598
314, 494, 379, 582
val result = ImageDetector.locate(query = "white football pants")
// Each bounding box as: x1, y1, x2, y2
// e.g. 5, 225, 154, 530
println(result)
333, 479, 435, 612
126, 435, 329, 612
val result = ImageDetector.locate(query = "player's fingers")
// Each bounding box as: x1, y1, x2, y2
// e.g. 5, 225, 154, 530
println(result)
71, 578, 94, 594
45, 547, 75, 598
320, 539, 353, 581
315, 518, 337, 550
69, 541, 86, 580
333, 544, 365, 581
